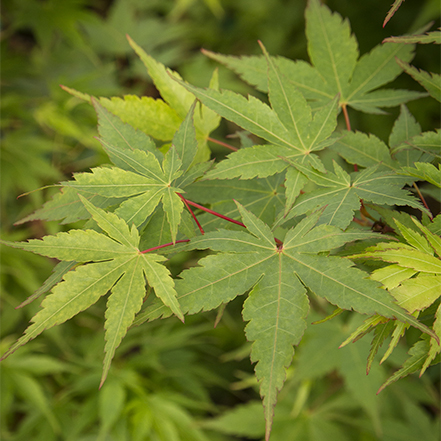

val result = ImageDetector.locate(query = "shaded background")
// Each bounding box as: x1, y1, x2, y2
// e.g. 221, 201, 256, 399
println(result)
1, 1, 440, 440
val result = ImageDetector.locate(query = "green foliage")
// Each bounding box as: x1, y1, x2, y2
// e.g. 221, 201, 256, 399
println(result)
2, 0, 440, 440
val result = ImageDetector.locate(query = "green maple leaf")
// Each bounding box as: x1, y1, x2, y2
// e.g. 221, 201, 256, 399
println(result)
202, 0, 426, 114
174, 41, 339, 206
284, 161, 426, 229
26, 102, 210, 242
1, 197, 183, 386
133, 204, 429, 440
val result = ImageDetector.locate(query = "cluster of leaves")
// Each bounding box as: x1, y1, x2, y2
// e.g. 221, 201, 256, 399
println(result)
1, 0, 440, 439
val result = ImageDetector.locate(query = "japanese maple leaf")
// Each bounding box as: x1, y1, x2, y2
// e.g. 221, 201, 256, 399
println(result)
1, 197, 183, 386
133, 204, 430, 440
284, 161, 427, 229
201, 0, 425, 114
25, 101, 210, 242
174, 41, 339, 215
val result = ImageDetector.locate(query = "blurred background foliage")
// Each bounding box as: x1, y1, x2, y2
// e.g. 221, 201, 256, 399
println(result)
1, 0, 440, 440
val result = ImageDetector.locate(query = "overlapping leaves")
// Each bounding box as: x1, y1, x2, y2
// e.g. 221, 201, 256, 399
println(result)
21, 101, 209, 242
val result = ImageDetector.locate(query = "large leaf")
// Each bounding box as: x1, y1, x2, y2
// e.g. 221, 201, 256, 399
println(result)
177, 42, 338, 183
1, 198, 183, 386
37, 103, 210, 242
134, 205, 430, 439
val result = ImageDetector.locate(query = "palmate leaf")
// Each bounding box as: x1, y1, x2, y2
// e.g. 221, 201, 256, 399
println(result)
133, 204, 430, 439
202, 0, 425, 114
1, 197, 183, 386
47, 103, 210, 242
175, 42, 338, 183
285, 161, 425, 229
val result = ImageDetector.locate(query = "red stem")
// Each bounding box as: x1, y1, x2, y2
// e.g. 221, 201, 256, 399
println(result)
184, 199, 247, 228
140, 240, 190, 254
178, 193, 205, 234
413, 182, 433, 219
207, 136, 238, 152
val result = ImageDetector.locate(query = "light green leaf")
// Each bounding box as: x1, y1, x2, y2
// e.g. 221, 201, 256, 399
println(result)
100, 95, 182, 141
391, 274, 441, 312
81, 195, 139, 248
128, 35, 220, 160
177, 82, 298, 149
127, 35, 196, 120
65, 167, 161, 198
411, 217, 441, 256
1, 257, 128, 360
162, 146, 183, 183
389, 104, 422, 148
402, 129, 441, 157
1, 230, 129, 263
17, 188, 120, 225
352, 243, 441, 273
349, 89, 427, 114
261, 42, 312, 150
1, 204, 182, 379
370, 264, 417, 290
162, 188, 184, 244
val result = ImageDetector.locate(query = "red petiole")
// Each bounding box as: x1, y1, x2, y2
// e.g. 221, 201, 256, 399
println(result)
178, 193, 205, 234
139, 196, 283, 254
140, 240, 190, 254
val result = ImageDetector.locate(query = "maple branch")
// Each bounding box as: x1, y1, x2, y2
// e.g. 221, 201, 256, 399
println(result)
140, 240, 190, 254
207, 136, 238, 151
178, 193, 205, 234
413, 182, 433, 219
